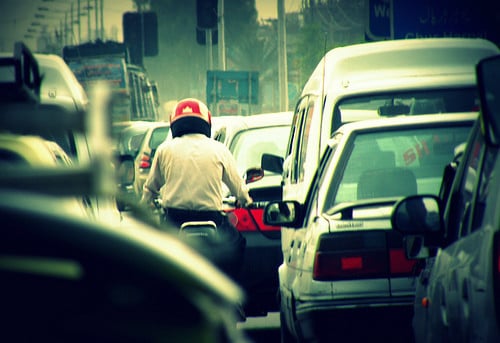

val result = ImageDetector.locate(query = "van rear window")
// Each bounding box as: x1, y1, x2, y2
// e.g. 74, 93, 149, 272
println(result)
333, 88, 479, 131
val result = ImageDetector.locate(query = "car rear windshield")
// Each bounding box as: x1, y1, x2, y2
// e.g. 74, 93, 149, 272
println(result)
333, 88, 479, 130
229, 125, 290, 175
149, 126, 170, 150
324, 123, 472, 209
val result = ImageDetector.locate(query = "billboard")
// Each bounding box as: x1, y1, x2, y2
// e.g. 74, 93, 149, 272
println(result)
68, 57, 128, 92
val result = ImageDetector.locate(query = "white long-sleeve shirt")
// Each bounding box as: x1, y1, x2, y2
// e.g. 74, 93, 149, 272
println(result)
141, 133, 252, 211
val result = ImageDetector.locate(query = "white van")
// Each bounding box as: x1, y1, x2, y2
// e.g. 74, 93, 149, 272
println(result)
278, 37, 499, 204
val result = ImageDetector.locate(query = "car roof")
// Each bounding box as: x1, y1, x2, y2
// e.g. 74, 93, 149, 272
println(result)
214, 111, 293, 133
328, 112, 478, 146
34, 53, 89, 111
303, 38, 499, 96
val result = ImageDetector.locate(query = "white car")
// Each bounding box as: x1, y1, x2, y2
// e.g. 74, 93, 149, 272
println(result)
264, 113, 477, 342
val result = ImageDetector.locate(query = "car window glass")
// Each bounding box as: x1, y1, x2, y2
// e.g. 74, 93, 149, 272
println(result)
322, 125, 471, 210
0, 149, 29, 167
297, 98, 315, 182
149, 127, 170, 150
213, 127, 226, 142
455, 130, 484, 238
334, 88, 480, 122
289, 97, 308, 183
470, 142, 496, 234
229, 125, 290, 176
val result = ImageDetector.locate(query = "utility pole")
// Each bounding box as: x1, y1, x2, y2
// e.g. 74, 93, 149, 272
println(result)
277, 0, 288, 111
218, 0, 226, 70
77, 0, 81, 43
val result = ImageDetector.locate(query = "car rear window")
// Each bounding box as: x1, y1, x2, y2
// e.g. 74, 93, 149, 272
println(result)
324, 123, 472, 208
333, 88, 479, 130
149, 126, 170, 149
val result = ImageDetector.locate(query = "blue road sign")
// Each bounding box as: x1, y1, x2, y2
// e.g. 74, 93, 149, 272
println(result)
366, 0, 499, 44
206, 70, 259, 105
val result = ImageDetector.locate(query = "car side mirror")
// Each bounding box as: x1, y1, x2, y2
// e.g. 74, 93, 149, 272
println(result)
403, 236, 430, 259
263, 200, 302, 228
392, 195, 444, 248
261, 153, 284, 174
245, 167, 264, 184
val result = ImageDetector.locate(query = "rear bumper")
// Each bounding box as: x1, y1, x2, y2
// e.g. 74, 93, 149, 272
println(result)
293, 297, 414, 341
238, 231, 282, 315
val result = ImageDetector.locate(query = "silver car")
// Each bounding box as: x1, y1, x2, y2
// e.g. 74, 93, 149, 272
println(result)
391, 54, 500, 343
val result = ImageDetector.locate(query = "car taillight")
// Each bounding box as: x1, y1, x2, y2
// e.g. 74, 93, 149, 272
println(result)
139, 154, 151, 169
314, 250, 388, 280
313, 231, 388, 281
389, 248, 417, 276
225, 207, 281, 232
312, 231, 416, 281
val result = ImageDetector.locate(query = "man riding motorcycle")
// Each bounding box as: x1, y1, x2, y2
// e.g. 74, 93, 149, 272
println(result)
141, 98, 253, 279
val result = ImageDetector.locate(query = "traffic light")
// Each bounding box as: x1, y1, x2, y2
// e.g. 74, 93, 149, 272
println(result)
123, 11, 159, 64
196, 0, 218, 29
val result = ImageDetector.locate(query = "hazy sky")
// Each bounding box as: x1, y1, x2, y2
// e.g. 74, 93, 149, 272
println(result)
0, 0, 302, 51
256, 0, 302, 19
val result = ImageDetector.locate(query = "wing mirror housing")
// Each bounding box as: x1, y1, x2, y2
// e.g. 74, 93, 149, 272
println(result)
261, 153, 284, 174
263, 200, 303, 228
245, 167, 264, 184
391, 195, 444, 247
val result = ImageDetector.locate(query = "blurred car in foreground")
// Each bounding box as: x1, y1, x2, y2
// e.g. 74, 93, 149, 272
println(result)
263, 113, 477, 342
0, 132, 91, 218
391, 54, 500, 343
213, 111, 293, 317
0, 189, 248, 343
1, 42, 123, 225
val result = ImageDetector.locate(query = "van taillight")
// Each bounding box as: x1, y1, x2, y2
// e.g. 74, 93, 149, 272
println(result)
139, 154, 151, 169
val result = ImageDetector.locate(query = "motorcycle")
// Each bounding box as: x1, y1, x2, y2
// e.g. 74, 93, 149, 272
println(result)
153, 198, 246, 280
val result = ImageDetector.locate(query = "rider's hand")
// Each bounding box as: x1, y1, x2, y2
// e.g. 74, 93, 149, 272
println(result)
244, 197, 254, 208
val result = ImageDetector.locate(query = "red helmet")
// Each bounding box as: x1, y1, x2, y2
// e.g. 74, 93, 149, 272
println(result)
170, 98, 212, 138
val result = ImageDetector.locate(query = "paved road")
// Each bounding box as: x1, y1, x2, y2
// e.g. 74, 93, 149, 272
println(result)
238, 312, 281, 343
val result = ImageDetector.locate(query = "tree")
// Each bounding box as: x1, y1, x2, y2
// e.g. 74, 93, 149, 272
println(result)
297, 0, 365, 81
141, 0, 264, 107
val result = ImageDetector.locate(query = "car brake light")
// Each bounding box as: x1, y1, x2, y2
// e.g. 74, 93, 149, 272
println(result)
389, 248, 417, 276
225, 207, 280, 232
139, 154, 151, 169
313, 251, 387, 281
